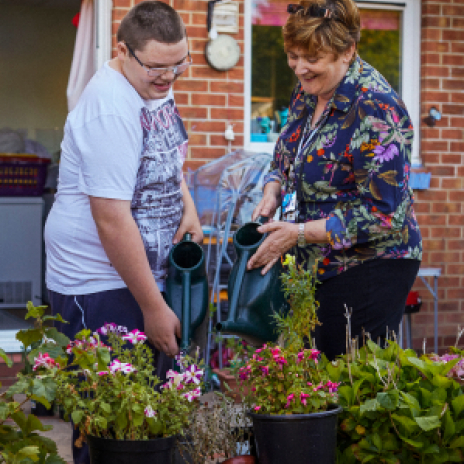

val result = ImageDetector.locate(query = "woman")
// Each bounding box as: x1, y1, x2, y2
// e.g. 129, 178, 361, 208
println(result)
248, 0, 422, 360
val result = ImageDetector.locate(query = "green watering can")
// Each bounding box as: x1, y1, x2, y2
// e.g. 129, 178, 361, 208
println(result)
165, 233, 208, 352
216, 222, 290, 346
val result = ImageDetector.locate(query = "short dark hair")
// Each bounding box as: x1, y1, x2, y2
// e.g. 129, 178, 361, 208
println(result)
117, 1, 186, 51
284, 0, 360, 61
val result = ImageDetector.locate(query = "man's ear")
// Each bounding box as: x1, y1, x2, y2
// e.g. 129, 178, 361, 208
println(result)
344, 43, 356, 63
116, 42, 129, 61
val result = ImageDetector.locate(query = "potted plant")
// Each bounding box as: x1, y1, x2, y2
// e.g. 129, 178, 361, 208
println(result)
238, 255, 342, 464
22, 307, 204, 464
329, 324, 464, 463
1, 302, 68, 463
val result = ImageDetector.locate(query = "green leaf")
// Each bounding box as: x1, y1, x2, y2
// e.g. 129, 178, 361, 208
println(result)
391, 414, 420, 434
449, 435, 464, 448
45, 455, 67, 464
16, 328, 43, 349
451, 394, 464, 416
443, 409, 456, 444
360, 398, 379, 414
71, 410, 84, 424
338, 385, 353, 407
398, 434, 424, 448
415, 415, 441, 431
372, 433, 382, 451
0, 348, 12, 367
99, 402, 111, 414
17, 445, 40, 457
377, 390, 399, 410
44, 327, 70, 347
400, 391, 421, 414
431, 374, 453, 389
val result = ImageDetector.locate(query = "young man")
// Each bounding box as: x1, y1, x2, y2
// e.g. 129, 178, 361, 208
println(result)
45, 2, 202, 462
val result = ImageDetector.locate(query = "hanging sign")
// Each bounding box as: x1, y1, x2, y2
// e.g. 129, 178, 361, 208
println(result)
211, 1, 239, 34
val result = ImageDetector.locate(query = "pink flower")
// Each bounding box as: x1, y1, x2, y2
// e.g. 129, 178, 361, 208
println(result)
183, 388, 201, 402
300, 393, 310, 406
308, 349, 320, 364
297, 352, 305, 363
33, 353, 55, 371
109, 359, 136, 374
313, 383, 324, 392
183, 365, 204, 385
144, 406, 157, 417
285, 393, 295, 408
261, 366, 269, 377
122, 329, 147, 345
254, 406, 261, 412
326, 381, 340, 393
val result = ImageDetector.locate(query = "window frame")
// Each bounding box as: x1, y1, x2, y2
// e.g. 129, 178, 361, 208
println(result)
244, 0, 421, 166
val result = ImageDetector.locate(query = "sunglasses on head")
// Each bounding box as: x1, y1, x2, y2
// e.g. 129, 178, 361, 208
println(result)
287, 4, 334, 19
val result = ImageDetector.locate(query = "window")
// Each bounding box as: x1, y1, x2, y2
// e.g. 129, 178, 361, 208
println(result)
244, 0, 421, 166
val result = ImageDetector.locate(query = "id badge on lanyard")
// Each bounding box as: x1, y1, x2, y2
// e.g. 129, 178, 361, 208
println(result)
282, 123, 319, 223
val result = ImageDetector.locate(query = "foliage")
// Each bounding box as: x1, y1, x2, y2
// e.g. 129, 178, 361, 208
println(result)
1, 302, 67, 464
238, 255, 339, 415
178, 393, 253, 464
328, 337, 464, 464
30, 323, 205, 443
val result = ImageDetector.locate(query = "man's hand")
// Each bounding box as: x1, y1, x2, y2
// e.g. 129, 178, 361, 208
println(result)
143, 303, 181, 357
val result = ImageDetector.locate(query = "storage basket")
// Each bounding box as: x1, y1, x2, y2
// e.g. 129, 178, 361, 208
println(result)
0, 154, 51, 197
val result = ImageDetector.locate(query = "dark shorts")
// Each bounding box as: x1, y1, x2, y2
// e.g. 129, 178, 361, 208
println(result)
313, 259, 420, 361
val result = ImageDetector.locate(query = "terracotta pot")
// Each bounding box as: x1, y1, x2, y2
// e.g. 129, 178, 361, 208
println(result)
212, 368, 248, 403
222, 456, 256, 464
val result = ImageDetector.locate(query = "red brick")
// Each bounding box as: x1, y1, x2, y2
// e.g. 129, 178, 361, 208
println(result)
191, 94, 226, 106
422, 66, 450, 78
447, 264, 464, 275
177, 106, 208, 119
174, 93, 189, 105
113, 8, 130, 20
192, 121, 225, 133
190, 39, 208, 53
451, 42, 464, 54
421, 140, 448, 152
422, 53, 441, 65
441, 153, 463, 164
441, 177, 463, 190
228, 94, 245, 107
442, 5, 464, 16
416, 190, 447, 201
415, 202, 431, 213
450, 191, 464, 202
422, 42, 449, 53
429, 166, 455, 176
423, 29, 441, 41
175, 80, 208, 92
210, 82, 244, 93
190, 146, 227, 159
441, 129, 463, 139
422, 16, 451, 28
449, 215, 464, 226
443, 54, 464, 66
451, 93, 464, 104
421, 91, 450, 103
422, 239, 446, 251
450, 116, 464, 128
430, 227, 462, 238
211, 108, 245, 120
113, 0, 132, 6
451, 68, 464, 79
173, 0, 201, 11
192, 13, 207, 26
421, 78, 440, 89
188, 133, 207, 145
447, 289, 464, 300
210, 134, 244, 146
430, 252, 459, 264
443, 79, 464, 91
450, 142, 464, 152
421, 127, 441, 138
420, 153, 440, 164
442, 104, 464, 115
448, 240, 464, 251
422, 3, 440, 15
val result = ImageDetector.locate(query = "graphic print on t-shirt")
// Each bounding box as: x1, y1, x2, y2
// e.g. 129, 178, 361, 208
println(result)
132, 99, 187, 285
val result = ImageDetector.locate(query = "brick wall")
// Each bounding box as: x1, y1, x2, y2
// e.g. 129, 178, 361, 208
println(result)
0, 354, 24, 388
111, 0, 245, 173
412, 0, 464, 353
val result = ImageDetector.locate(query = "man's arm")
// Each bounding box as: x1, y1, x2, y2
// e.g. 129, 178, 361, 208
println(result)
89, 196, 181, 356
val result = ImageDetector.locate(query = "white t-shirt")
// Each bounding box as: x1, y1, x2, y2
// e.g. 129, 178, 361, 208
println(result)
45, 62, 187, 295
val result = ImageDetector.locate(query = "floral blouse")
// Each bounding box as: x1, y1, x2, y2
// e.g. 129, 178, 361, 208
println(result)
265, 57, 422, 281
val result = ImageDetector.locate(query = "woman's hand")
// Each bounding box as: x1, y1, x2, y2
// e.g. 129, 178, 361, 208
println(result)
247, 221, 298, 275
252, 181, 281, 222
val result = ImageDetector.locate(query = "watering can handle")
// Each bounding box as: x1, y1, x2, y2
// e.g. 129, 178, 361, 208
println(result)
227, 249, 250, 322
180, 271, 191, 352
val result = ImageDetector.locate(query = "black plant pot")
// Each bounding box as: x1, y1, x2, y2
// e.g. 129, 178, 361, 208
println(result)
248, 405, 342, 464
30, 400, 55, 417
87, 435, 176, 464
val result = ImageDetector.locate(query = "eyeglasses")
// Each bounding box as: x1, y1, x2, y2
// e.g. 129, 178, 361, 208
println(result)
125, 42, 192, 78
287, 4, 334, 19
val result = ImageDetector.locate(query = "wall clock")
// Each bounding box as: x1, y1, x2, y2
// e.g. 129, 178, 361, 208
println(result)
205, 34, 240, 71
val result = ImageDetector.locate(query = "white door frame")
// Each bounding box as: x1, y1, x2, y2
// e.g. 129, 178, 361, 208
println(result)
95, 0, 113, 71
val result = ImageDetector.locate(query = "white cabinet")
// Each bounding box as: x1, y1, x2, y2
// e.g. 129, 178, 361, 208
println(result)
0, 197, 43, 308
